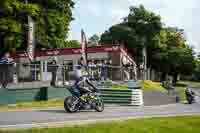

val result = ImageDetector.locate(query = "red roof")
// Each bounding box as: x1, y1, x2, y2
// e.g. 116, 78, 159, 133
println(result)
14, 45, 122, 59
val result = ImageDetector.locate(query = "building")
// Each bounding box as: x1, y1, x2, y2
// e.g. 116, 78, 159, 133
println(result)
13, 45, 136, 83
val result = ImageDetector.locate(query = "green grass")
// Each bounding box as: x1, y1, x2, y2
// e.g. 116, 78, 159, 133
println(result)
175, 86, 186, 102
0, 99, 64, 111
142, 80, 166, 92
179, 81, 200, 85
177, 81, 200, 89
175, 81, 200, 102
112, 80, 166, 92
1, 116, 200, 133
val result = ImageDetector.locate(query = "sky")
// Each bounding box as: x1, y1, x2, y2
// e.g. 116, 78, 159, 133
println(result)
68, 0, 200, 52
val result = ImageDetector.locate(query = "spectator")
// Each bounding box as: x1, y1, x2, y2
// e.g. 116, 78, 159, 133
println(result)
102, 60, 109, 81
0, 52, 13, 64
0, 52, 15, 88
50, 58, 57, 86
122, 62, 130, 81
88, 60, 96, 80
107, 59, 112, 80
88, 60, 92, 79
133, 63, 137, 81
91, 59, 96, 81
97, 60, 102, 81
128, 62, 133, 80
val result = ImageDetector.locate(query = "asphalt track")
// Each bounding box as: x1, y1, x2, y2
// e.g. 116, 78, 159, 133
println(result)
0, 103, 200, 130
0, 89, 199, 130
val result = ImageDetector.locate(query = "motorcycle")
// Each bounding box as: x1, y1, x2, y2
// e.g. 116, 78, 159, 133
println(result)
64, 86, 104, 113
186, 95, 195, 104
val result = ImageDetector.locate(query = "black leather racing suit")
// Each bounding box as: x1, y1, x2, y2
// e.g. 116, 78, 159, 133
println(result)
74, 65, 97, 97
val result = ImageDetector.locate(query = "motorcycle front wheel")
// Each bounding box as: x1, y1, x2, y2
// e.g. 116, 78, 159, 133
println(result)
64, 96, 79, 113
187, 97, 193, 104
95, 97, 104, 112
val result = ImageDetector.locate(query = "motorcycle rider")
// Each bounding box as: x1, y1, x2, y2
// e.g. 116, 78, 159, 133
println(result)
185, 85, 195, 103
74, 57, 98, 101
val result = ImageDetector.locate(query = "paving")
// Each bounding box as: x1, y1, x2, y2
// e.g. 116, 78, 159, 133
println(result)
0, 103, 200, 129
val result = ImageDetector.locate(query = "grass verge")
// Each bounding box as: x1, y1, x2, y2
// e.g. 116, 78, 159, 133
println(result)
177, 81, 200, 89
112, 80, 166, 92
0, 99, 63, 111
175, 86, 186, 102
142, 80, 166, 92
1, 116, 200, 133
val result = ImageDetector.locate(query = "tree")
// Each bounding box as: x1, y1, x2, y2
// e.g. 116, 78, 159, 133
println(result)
63, 40, 80, 48
88, 34, 100, 46
148, 27, 195, 83
0, 0, 42, 55
100, 5, 195, 83
0, 0, 74, 55
192, 59, 200, 81
100, 5, 162, 64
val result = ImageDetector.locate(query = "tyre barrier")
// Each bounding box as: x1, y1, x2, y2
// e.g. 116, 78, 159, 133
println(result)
100, 89, 143, 106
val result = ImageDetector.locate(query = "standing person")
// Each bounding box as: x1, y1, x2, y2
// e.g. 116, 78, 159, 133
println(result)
122, 62, 130, 81
88, 60, 92, 80
101, 60, 108, 81
50, 58, 57, 86
128, 62, 133, 80
133, 63, 137, 81
91, 59, 96, 81
107, 59, 112, 81
97, 60, 102, 81
0, 52, 14, 88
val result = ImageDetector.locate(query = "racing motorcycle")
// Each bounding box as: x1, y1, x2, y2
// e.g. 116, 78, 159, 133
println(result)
186, 95, 195, 104
185, 87, 196, 104
64, 86, 104, 113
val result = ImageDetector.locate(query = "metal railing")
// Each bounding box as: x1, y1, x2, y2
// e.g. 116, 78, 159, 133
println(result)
0, 63, 142, 88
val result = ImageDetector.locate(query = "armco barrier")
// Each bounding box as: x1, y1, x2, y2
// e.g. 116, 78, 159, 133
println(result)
100, 89, 143, 106
0, 87, 71, 105
0, 86, 143, 106
47, 87, 71, 99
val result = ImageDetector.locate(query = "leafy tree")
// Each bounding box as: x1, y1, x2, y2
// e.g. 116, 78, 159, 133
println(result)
100, 5, 195, 83
0, 0, 74, 55
88, 34, 100, 46
63, 40, 80, 48
192, 59, 200, 81
100, 5, 162, 64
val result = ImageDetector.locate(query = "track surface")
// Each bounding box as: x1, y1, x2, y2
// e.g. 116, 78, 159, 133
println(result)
0, 89, 200, 130
0, 103, 200, 129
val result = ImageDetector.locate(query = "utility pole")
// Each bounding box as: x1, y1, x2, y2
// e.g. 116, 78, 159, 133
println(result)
142, 37, 147, 80
25, 0, 35, 61
25, 0, 37, 80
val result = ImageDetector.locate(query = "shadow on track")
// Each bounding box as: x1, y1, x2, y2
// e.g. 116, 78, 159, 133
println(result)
38, 109, 96, 114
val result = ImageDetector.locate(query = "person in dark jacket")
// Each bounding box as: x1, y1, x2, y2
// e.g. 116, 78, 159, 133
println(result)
0, 52, 13, 64
0, 52, 14, 88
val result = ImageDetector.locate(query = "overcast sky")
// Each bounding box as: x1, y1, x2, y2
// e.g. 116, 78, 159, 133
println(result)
68, 0, 200, 52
